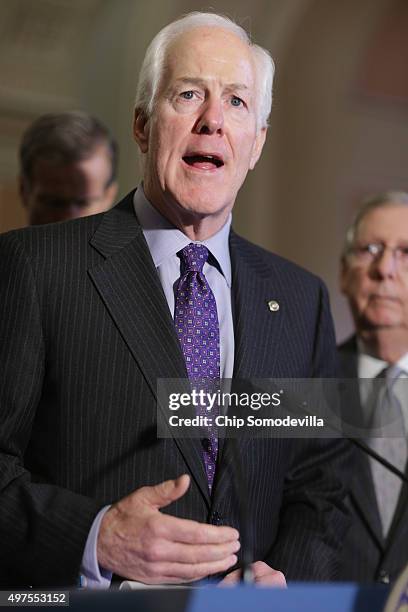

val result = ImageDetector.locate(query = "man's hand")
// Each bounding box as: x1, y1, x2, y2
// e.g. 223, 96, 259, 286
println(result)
97, 474, 240, 584
219, 561, 287, 587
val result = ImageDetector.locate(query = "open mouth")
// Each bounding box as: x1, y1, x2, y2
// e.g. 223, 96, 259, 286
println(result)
182, 154, 224, 169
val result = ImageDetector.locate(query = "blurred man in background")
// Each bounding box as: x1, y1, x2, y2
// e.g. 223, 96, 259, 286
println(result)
19, 111, 118, 225
338, 191, 408, 583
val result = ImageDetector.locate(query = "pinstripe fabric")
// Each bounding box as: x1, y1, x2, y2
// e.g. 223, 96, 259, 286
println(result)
337, 337, 408, 583
0, 191, 349, 586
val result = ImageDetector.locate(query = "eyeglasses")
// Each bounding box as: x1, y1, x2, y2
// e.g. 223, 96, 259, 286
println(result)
349, 243, 408, 268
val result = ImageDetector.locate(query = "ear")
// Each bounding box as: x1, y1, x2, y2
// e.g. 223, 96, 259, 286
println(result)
249, 127, 267, 170
133, 108, 150, 153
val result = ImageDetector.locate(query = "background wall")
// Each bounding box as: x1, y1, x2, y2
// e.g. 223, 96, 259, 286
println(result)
1, 0, 407, 341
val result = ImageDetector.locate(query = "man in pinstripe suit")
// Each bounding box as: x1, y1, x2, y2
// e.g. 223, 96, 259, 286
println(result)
0, 13, 350, 587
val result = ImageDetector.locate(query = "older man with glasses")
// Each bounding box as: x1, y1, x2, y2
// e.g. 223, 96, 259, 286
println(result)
338, 191, 408, 584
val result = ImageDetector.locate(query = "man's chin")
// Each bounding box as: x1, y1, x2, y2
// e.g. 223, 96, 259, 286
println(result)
174, 197, 231, 221
358, 315, 403, 331
182, 205, 224, 220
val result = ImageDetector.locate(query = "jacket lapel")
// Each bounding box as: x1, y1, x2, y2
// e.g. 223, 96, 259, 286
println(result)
382, 462, 408, 563
338, 337, 384, 548
338, 336, 359, 378
213, 231, 284, 505
229, 231, 283, 379
88, 192, 210, 504
350, 452, 384, 550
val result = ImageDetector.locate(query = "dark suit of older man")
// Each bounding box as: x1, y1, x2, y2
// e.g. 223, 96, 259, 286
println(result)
337, 337, 408, 584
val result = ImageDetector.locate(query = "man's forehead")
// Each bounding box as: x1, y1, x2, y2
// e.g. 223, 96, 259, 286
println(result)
162, 26, 256, 87
357, 204, 408, 240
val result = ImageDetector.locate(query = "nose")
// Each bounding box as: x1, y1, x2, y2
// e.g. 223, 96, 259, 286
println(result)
195, 97, 224, 135
371, 247, 398, 279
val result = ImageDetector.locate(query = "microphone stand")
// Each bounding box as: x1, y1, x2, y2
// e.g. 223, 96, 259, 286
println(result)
349, 437, 408, 483
228, 436, 254, 584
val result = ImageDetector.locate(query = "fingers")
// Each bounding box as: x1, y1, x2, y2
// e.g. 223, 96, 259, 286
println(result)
129, 475, 237, 544
252, 561, 287, 587
219, 561, 287, 587
254, 570, 286, 586
142, 537, 240, 564
97, 476, 241, 585
139, 474, 191, 509
155, 512, 239, 545
136, 554, 238, 584
218, 568, 241, 586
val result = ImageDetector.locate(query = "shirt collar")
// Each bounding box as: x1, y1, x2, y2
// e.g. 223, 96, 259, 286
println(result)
133, 184, 232, 286
357, 338, 408, 377
398, 352, 408, 373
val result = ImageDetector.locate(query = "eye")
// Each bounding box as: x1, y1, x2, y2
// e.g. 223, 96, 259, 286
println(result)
230, 96, 243, 107
355, 243, 381, 255
180, 90, 195, 100
366, 243, 382, 256
350, 244, 380, 261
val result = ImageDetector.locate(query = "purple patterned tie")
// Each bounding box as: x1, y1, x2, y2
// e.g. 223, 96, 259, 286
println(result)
174, 244, 220, 491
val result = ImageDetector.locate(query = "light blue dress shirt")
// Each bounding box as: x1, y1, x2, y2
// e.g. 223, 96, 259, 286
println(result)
80, 185, 235, 587
134, 185, 234, 378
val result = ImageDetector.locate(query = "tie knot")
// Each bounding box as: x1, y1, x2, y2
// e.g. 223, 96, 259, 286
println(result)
178, 243, 209, 275
386, 364, 403, 380
378, 365, 401, 378
378, 364, 403, 390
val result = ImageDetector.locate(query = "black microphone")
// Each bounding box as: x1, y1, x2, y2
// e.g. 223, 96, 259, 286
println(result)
348, 437, 408, 484
227, 436, 254, 584
336, 377, 408, 483
287, 376, 408, 485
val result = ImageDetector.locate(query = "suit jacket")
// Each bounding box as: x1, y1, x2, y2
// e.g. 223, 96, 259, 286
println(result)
0, 191, 350, 586
337, 336, 408, 583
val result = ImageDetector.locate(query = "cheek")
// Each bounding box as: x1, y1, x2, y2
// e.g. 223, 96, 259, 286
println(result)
235, 133, 259, 169
154, 127, 184, 173
342, 270, 369, 301
400, 285, 408, 307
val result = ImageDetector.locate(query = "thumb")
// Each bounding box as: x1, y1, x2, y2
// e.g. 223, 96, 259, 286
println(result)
218, 569, 240, 587
142, 474, 190, 509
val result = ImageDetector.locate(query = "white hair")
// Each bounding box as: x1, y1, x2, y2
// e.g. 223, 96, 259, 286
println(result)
343, 190, 408, 257
135, 12, 275, 130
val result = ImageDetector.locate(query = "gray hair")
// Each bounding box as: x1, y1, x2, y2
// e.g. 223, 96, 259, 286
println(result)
20, 111, 118, 186
135, 12, 275, 130
343, 191, 408, 258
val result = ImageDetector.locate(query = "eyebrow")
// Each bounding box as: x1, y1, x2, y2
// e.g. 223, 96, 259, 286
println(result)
173, 77, 251, 93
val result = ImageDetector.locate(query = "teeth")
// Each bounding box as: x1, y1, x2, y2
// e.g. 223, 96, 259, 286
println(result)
183, 154, 224, 167
187, 154, 220, 160
199, 155, 223, 166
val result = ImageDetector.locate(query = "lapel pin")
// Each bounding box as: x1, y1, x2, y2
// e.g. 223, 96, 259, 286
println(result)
267, 300, 280, 312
